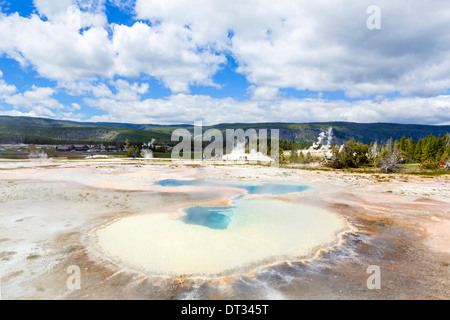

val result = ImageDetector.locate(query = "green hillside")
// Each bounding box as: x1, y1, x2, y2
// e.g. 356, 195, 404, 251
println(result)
0, 115, 449, 145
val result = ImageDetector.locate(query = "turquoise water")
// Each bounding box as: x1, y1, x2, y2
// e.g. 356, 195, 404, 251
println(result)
97, 197, 345, 275
155, 179, 309, 195
157, 180, 310, 230
182, 206, 233, 229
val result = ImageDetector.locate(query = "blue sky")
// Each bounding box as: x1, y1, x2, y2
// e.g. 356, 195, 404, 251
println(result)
0, 0, 449, 125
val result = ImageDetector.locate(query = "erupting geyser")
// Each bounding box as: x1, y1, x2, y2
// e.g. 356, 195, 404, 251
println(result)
141, 140, 155, 158
28, 150, 48, 160
223, 142, 273, 162
141, 149, 154, 159
309, 127, 334, 151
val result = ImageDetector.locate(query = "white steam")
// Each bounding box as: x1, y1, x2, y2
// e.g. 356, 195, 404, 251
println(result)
141, 149, 154, 159
223, 141, 273, 161
310, 127, 334, 151
28, 150, 48, 160
143, 139, 155, 149
141, 139, 155, 158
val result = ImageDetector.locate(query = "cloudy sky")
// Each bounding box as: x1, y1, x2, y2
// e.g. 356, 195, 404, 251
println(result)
0, 0, 449, 125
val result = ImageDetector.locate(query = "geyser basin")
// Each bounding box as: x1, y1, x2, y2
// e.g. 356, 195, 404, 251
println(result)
95, 197, 346, 276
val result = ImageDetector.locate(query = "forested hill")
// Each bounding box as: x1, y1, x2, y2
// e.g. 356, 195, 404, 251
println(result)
0, 115, 449, 145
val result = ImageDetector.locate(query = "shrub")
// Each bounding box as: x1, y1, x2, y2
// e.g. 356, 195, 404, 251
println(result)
329, 139, 369, 169
420, 159, 438, 169
126, 146, 140, 158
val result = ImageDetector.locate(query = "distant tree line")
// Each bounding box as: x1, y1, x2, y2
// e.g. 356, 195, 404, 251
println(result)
279, 140, 311, 151
0, 133, 124, 147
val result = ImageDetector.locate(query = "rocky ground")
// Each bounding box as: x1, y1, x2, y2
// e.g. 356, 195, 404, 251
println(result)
0, 158, 448, 299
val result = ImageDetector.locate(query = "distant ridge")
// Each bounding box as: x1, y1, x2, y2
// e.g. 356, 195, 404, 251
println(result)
0, 115, 449, 145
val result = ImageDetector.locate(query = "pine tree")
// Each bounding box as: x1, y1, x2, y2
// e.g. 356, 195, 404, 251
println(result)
420, 137, 433, 162
407, 137, 415, 163
399, 136, 407, 153
414, 138, 424, 162
430, 134, 438, 160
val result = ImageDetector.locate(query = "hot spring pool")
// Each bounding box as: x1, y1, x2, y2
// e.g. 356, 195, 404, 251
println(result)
95, 180, 346, 276
155, 179, 310, 195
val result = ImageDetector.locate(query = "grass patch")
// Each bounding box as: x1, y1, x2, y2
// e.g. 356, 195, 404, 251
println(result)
26, 254, 40, 260
405, 170, 449, 176
0, 251, 16, 261
281, 161, 449, 176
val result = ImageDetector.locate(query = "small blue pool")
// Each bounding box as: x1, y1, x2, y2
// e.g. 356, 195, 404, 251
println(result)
182, 206, 233, 230
155, 179, 309, 195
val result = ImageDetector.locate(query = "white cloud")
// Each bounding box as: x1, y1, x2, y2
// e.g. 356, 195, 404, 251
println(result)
1, 1, 450, 125
2, 0, 450, 97
33, 0, 107, 27
0, 70, 17, 98
0, 12, 115, 82
69, 102, 81, 111
111, 22, 226, 92
0, 1, 226, 93
111, 79, 148, 100
84, 92, 450, 125
2, 85, 64, 118
0, 73, 86, 119
108, 0, 134, 12
248, 86, 279, 101
135, 0, 450, 97
33, 0, 73, 21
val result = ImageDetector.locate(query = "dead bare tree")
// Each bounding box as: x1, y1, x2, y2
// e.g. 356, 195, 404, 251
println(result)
378, 144, 402, 173
385, 138, 394, 154
379, 153, 400, 173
